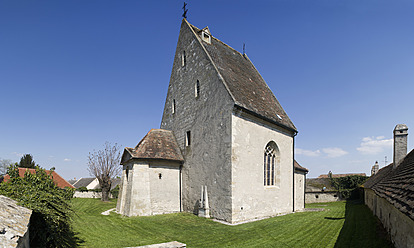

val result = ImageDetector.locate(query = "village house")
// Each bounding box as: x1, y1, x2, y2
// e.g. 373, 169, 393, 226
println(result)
116, 18, 308, 224
363, 124, 414, 248
3, 168, 74, 189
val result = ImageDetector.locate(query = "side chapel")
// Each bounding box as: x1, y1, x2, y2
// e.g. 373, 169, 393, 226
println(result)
116, 19, 308, 224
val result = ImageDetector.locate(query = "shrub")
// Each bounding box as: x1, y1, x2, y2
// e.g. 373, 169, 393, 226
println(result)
77, 186, 88, 192
111, 184, 120, 199
0, 165, 77, 247
330, 175, 369, 199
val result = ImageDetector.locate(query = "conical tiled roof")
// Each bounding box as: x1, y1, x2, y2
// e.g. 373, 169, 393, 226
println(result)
122, 129, 183, 164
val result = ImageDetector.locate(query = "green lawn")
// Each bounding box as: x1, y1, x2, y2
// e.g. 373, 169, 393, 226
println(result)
71, 199, 393, 248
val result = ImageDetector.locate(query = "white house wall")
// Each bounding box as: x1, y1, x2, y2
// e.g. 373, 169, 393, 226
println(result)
231, 112, 294, 223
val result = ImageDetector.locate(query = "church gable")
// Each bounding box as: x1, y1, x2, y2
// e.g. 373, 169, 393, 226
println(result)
189, 23, 296, 132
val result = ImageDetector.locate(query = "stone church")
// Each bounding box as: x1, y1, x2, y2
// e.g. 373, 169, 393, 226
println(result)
117, 19, 308, 224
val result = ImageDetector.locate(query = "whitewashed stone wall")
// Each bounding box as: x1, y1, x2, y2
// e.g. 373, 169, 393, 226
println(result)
294, 171, 306, 211
116, 160, 181, 216
160, 21, 234, 222
365, 189, 414, 248
231, 112, 294, 223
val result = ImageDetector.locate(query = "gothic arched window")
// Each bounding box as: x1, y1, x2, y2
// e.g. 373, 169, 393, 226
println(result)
264, 141, 278, 186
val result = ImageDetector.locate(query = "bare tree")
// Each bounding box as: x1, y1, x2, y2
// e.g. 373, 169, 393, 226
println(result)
0, 158, 13, 175
87, 142, 122, 201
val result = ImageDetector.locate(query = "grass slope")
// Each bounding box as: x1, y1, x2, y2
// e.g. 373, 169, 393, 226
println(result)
72, 199, 393, 248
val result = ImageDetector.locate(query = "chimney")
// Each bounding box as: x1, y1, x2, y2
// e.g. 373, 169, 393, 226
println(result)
393, 124, 408, 169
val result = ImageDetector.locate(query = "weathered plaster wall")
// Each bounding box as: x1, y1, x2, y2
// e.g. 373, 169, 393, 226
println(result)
148, 161, 181, 215
294, 171, 306, 211
231, 112, 294, 223
160, 20, 234, 222
305, 192, 341, 204
117, 161, 151, 216
365, 189, 414, 248
117, 160, 181, 216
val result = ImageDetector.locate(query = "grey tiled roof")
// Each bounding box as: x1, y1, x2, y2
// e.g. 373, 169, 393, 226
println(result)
364, 149, 414, 221
188, 21, 296, 132
122, 129, 184, 164
294, 160, 308, 173
73, 177, 96, 188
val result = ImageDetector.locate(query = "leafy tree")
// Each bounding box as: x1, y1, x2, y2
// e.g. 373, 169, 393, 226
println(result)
87, 142, 122, 201
329, 175, 369, 199
18, 154, 37, 168
0, 165, 78, 247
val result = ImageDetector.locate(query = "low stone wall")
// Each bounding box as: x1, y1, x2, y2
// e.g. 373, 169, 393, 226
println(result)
0, 195, 32, 248
305, 191, 342, 203
365, 189, 414, 248
74, 191, 113, 199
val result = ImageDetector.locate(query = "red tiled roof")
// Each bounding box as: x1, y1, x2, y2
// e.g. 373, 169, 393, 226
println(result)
3, 168, 74, 189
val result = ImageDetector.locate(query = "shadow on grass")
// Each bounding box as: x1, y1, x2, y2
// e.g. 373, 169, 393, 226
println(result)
333, 200, 394, 248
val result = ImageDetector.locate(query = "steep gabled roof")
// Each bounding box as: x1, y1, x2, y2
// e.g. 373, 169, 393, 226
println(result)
121, 129, 184, 164
294, 160, 308, 173
364, 149, 414, 221
3, 168, 74, 189
186, 20, 296, 132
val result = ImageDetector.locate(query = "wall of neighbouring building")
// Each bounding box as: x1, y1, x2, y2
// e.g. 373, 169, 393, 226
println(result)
73, 191, 113, 199
364, 188, 414, 248
305, 191, 342, 204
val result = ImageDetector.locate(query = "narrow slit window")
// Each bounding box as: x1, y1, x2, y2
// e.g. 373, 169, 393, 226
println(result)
195, 80, 200, 98
186, 131, 191, 146
181, 51, 186, 67
172, 99, 176, 114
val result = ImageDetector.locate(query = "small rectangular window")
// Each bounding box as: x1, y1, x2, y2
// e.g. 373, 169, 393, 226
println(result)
185, 131, 191, 146
172, 99, 176, 114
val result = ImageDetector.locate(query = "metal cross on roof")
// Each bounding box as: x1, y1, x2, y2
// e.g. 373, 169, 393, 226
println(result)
182, 2, 188, 19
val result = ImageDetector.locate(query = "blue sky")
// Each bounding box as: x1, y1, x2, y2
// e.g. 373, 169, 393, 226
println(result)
1, 0, 413, 180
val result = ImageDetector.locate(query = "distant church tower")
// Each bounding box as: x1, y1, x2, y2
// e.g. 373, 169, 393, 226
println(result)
371, 161, 379, 176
